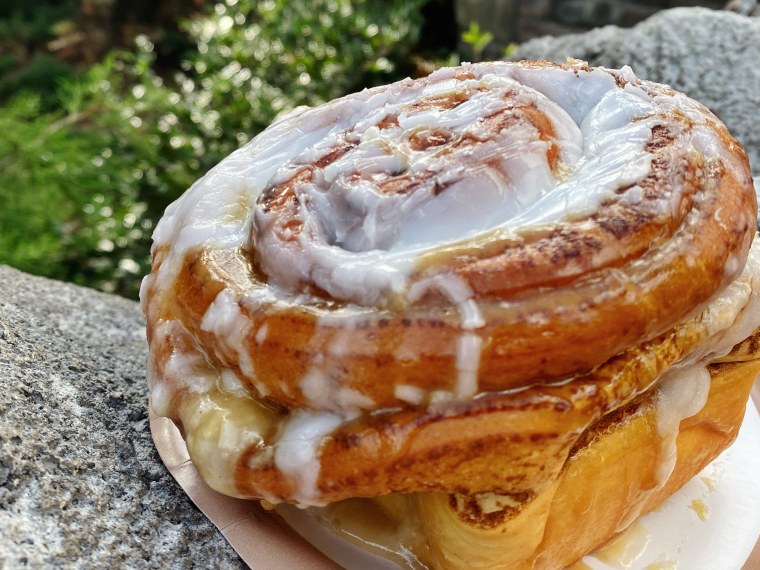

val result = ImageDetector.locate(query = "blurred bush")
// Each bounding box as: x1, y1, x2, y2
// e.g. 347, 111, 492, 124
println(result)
0, 0, 425, 298
0, 0, 78, 110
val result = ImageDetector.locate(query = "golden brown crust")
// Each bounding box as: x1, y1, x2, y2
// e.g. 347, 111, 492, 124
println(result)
414, 356, 760, 570
149, 90, 756, 411
227, 314, 718, 503
142, 61, 758, 510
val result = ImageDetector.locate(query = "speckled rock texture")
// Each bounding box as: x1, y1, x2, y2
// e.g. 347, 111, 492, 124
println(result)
511, 7, 760, 176
0, 266, 244, 568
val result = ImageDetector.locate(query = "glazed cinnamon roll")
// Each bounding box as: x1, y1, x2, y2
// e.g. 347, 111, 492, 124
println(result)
142, 60, 760, 569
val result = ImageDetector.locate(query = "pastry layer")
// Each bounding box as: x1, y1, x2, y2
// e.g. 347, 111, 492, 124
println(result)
141, 60, 756, 414
286, 351, 760, 569
141, 61, 758, 508
417, 356, 760, 570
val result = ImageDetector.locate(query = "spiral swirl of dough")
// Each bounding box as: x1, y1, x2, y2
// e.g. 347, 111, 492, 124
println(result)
142, 60, 757, 505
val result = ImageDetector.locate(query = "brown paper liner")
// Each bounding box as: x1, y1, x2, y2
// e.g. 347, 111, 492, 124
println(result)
148, 412, 339, 569
150, 375, 760, 570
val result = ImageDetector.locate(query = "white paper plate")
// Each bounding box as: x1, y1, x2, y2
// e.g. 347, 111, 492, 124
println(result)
579, 400, 760, 570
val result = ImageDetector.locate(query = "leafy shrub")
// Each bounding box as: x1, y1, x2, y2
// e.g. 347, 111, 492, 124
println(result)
0, 93, 150, 292
0, 0, 78, 111
0, 96, 75, 277
0, 0, 426, 298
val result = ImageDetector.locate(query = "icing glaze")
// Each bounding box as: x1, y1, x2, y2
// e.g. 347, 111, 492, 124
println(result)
141, 62, 686, 312
654, 364, 712, 486
141, 61, 758, 508
147, 241, 760, 506
274, 411, 345, 505
251, 66, 659, 306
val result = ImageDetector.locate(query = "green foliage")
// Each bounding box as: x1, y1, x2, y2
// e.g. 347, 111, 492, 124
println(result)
0, 96, 72, 276
0, 93, 150, 293
461, 21, 494, 62
0, 0, 77, 110
0, 53, 76, 109
0, 0, 427, 298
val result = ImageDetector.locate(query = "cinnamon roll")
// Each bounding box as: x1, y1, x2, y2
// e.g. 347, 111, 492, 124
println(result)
141, 60, 760, 569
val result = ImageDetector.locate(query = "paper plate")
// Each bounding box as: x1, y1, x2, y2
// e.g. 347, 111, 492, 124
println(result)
578, 399, 760, 570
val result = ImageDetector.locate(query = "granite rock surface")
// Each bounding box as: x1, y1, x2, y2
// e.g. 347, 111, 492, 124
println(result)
511, 7, 760, 176
0, 266, 244, 568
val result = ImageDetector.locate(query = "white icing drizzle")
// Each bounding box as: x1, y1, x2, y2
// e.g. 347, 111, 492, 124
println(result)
200, 288, 256, 378
147, 320, 215, 417
300, 367, 375, 412
654, 364, 712, 486
394, 384, 426, 405
409, 273, 485, 399
296, 312, 381, 414
455, 333, 483, 399
408, 273, 485, 329
162, 339, 216, 393
141, 62, 725, 314
273, 411, 345, 505
219, 368, 247, 396
200, 288, 271, 397
255, 323, 269, 345
148, 376, 172, 418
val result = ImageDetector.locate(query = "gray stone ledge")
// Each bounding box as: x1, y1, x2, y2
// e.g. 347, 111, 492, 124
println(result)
0, 265, 243, 568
